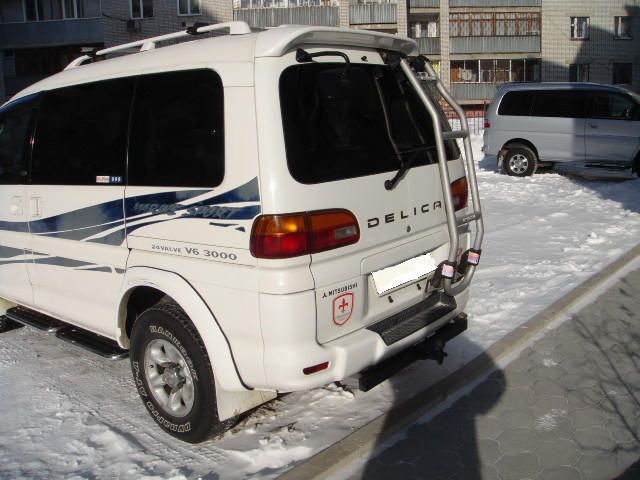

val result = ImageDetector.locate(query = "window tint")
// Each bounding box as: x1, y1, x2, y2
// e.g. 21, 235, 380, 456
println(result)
498, 91, 534, 116
31, 78, 133, 185
0, 96, 35, 185
128, 69, 224, 188
590, 92, 637, 120
531, 90, 587, 118
280, 63, 456, 184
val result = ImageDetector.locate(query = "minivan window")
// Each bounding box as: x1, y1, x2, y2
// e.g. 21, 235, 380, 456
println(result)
498, 90, 534, 116
128, 69, 224, 188
590, 92, 637, 120
31, 78, 134, 185
280, 63, 456, 184
531, 90, 588, 118
0, 96, 35, 185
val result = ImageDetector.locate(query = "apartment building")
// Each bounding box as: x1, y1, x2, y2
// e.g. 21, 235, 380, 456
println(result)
2, 1, 639, 104
0, 0, 104, 99
542, 1, 639, 88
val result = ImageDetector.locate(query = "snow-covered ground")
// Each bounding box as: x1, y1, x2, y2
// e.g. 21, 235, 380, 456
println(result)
1, 133, 639, 479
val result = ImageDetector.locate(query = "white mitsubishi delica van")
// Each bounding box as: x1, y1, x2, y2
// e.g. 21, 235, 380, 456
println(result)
0, 22, 483, 442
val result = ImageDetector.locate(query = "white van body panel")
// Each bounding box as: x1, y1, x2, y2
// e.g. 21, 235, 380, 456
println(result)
585, 117, 640, 165
0, 184, 33, 305
27, 185, 128, 337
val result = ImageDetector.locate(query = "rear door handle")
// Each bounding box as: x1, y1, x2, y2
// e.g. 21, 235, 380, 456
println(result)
30, 197, 42, 218
588, 123, 598, 128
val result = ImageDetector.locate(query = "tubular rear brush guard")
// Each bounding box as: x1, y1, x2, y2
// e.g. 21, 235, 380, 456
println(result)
381, 51, 485, 296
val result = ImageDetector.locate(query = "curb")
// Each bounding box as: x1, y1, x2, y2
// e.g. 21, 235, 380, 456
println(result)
278, 243, 640, 480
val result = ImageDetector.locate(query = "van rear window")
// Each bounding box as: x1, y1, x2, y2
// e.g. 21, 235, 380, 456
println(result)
280, 63, 456, 184
498, 91, 534, 116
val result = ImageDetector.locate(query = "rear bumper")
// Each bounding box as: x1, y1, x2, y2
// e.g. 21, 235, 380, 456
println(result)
258, 288, 469, 392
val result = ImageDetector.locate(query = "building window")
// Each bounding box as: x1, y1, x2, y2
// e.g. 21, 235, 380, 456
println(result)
450, 12, 540, 37
131, 0, 153, 19
178, 0, 201, 15
614, 16, 632, 39
612, 63, 632, 85
450, 58, 540, 83
570, 17, 589, 40
0, 0, 25, 22
409, 18, 439, 38
2, 0, 99, 22
569, 63, 589, 82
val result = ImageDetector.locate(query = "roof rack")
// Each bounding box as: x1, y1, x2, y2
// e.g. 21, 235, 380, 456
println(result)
65, 21, 252, 70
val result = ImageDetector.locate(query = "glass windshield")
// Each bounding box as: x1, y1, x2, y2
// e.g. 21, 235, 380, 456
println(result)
280, 63, 458, 184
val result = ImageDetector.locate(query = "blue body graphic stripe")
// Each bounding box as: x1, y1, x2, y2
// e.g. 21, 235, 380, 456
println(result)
0, 178, 260, 244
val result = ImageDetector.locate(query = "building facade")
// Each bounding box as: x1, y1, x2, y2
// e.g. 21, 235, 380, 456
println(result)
1, 1, 639, 104
0, 0, 104, 99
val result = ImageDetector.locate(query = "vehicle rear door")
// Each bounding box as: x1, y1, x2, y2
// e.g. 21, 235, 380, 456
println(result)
585, 90, 640, 165
257, 47, 466, 345
26, 78, 133, 336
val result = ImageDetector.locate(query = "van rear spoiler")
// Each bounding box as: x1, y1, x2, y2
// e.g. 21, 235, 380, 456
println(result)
254, 26, 419, 58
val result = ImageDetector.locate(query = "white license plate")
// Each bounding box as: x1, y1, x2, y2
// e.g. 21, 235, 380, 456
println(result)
371, 252, 437, 295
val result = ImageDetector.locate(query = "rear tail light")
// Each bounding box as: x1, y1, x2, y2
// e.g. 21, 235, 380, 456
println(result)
483, 119, 491, 129
250, 210, 360, 259
451, 177, 468, 211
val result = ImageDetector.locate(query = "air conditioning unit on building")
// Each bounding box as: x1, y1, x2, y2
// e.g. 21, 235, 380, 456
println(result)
126, 19, 141, 33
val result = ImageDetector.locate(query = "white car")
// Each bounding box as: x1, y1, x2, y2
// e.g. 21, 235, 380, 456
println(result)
483, 82, 640, 176
0, 22, 483, 442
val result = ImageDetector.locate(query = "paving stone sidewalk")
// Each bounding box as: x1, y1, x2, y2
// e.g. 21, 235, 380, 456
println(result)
352, 268, 640, 480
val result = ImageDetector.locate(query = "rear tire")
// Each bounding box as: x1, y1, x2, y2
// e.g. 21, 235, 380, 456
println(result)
130, 302, 230, 443
503, 144, 537, 177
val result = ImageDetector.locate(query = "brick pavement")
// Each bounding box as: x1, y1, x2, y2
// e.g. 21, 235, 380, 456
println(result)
352, 268, 640, 480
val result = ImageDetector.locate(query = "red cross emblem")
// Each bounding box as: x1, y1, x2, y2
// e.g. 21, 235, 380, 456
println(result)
333, 293, 354, 326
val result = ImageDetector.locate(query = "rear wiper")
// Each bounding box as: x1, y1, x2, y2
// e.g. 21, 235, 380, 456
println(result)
384, 146, 435, 191
296, 48, 350, 77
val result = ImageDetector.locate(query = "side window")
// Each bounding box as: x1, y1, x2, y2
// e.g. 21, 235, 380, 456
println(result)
128, 69, 224, 188
0, 96, 35, 185
590, 92, 637, 120
531, 90, 587, 118
498, 91, 534, 116
31, 78, 134, 185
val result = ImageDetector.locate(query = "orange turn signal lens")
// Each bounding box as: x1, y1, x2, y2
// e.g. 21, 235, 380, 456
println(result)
250, 210, 360, 259
451, 177, 468, 211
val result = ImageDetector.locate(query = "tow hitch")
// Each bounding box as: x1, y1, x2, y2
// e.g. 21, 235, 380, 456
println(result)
354, 313, 468, 392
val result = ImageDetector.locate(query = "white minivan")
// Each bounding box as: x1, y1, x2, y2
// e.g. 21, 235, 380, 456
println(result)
483, 83, 640, 176
0, 22, 483, 442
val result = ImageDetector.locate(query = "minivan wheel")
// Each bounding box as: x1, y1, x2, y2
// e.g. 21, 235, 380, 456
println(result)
130, 302, 230, 443
504, 145, 537, 177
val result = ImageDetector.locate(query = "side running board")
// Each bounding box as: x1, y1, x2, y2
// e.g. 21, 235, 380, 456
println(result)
5, 306, 128, 360
400, 57, 485, 297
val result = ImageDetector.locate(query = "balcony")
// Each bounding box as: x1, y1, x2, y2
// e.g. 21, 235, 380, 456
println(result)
409, 0, 439, 7
450, 0, 540, 6
233, 6, 339, 27
0, 17, 103, 49
349, 3, 397, 25
415, 37, 440, 55
450, 35, 540, 54
451, 83, 498, 101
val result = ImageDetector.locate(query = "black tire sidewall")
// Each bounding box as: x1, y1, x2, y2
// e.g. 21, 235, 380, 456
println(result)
130, 306, 217, 443
504, 146, 537, 177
